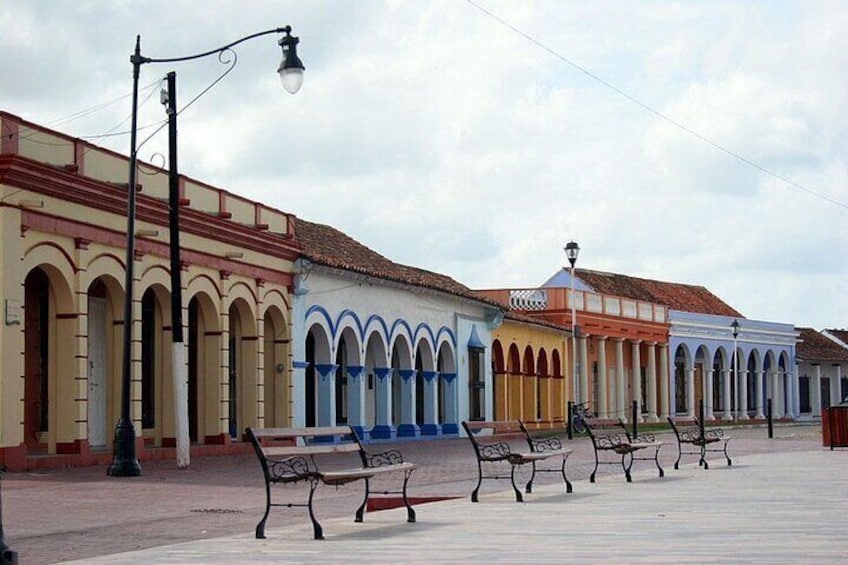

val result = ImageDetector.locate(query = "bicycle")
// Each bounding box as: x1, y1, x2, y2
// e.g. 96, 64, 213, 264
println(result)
570, 401, 594, 434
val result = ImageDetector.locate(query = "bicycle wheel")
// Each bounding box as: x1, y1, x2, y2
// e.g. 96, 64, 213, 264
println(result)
572, 416, 586, 434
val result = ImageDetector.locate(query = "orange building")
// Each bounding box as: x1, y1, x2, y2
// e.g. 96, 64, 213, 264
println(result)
477, 279, 670, 423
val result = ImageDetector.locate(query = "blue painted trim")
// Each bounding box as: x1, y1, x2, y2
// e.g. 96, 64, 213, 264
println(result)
397, 424, 421, 438
441, 423, 459, 435
374, 367, 392, 380
347, 365, 364, 379
314, 363, 337, 378
468, 324, 485, 349
441, 372, 457, 383
293, 360, 310, 369
398, 369, 416, 382
351, 425, 368, 442
370, 424, 397, 440
421, 371, 438, 382
420, 423, 442, 436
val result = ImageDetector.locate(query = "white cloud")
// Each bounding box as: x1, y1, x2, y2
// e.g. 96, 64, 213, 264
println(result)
2, 0, 845, 330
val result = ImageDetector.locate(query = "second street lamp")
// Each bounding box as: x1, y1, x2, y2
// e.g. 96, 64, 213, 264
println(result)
564, 241, 580, 412
108, 26, 305, 477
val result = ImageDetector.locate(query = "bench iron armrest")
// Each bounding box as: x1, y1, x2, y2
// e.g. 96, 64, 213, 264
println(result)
265, 456, 316, 483
361, 448, 406, 468
704, 428, 727, 440
529, 436, 564, 452
476, 441, 512, 461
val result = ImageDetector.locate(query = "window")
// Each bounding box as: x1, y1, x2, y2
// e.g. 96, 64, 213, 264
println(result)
469, 345, 485, 421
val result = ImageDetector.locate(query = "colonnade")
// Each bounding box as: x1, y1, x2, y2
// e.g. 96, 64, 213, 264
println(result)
579, 336, 670, 423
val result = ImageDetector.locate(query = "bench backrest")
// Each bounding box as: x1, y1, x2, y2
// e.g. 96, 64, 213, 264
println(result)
667, 417, 705, 440
247, 426, 366, 467
582, 418, 630, 447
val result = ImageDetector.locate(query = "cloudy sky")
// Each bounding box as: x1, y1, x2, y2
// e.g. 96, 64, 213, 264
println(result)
2, 1, 845, 330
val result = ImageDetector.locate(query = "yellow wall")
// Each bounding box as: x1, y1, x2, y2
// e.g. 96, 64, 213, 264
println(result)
491, 320, 569, 429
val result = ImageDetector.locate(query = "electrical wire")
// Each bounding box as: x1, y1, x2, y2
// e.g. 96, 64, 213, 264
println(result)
465, 0, 847, 210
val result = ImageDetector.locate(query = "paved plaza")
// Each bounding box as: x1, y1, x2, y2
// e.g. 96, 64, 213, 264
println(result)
4, 424, 846, 563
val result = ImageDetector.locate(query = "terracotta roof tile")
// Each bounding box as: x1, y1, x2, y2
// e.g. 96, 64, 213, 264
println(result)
797, 327, 848, 362
293, 217, 499, 306
504, 310, 570, 333
826, 329, 848, 346
575, 268, 743, 317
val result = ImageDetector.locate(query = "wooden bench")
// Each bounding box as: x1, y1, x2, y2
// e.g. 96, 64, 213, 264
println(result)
461, 420, 573, 502
246, 426, 416, 540
667, 417, 732, 470
582, 418, 665, 483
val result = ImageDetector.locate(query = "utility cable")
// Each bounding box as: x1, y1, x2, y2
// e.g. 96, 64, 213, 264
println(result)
465, 0, 847, 210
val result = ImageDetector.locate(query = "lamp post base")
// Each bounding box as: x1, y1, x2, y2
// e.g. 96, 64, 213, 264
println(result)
0, 548, 18, 565
107, 418, 142, 477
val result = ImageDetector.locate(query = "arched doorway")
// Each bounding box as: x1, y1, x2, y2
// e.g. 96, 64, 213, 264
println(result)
263, 305, 289, 428
24, 268, 50, 451
228, 298, 257, 441
187, 293, 221, 443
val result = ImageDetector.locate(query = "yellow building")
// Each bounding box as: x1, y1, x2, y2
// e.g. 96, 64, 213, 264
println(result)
491, 313, 570, 428
0, 112, 297, 470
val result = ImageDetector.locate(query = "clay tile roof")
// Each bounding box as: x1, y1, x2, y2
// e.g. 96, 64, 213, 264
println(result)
504, 310, 570, 333
575, 268, 743, 317
293, 217, 498, 306
797, 327, 848, 362
826, 329, 848, 346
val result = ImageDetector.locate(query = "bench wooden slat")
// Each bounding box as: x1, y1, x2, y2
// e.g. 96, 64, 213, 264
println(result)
251, 426, 353, 439
262, 443, 361, 457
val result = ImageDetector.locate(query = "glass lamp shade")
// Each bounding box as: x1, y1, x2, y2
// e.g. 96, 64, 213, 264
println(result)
279, 67, 304, 94
564, 240, 580, 266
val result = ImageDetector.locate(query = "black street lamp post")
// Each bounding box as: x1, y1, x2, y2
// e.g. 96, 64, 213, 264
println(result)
564, 241, 580, 407
107, 26, 305, 477
0, 465, 18, 565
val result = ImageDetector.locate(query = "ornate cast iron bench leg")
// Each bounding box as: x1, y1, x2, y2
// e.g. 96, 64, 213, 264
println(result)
471, 460, 484, 503
590, 450, 601, 483
509, 465, 524, 502
561, 457, 573, 493
525, 461, 537, 494
621, 452, 634, 483
307, 477, 324, 540
402, 469, 417, 523
255, 478, 273, 539
355, 478, 369, 523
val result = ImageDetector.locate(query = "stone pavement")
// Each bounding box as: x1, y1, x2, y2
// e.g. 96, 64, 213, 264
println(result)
4, 424, 844, 563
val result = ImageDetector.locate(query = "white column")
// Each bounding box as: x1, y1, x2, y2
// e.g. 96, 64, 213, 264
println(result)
771, 370, 783, 418
722, 368, 733, 421
787, 368, 798, 419
739, 369, 749, 420
579, 335, 590, 410
830, 365, 841, 410
659, 344, 670, 421
686, 367, 696, 418
597, 337, 608, 418
813, 365, 822, 417
631, 340, 643, 422
615, 339, 626, 422
646, 342, 658, 422
755, 370, 765, 419
705, 369, 715, 420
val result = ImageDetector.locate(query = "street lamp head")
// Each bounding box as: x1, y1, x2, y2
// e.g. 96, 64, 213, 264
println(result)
278, 28, 305, 94
731, 319, 740, 339
564, 240, 580, 268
